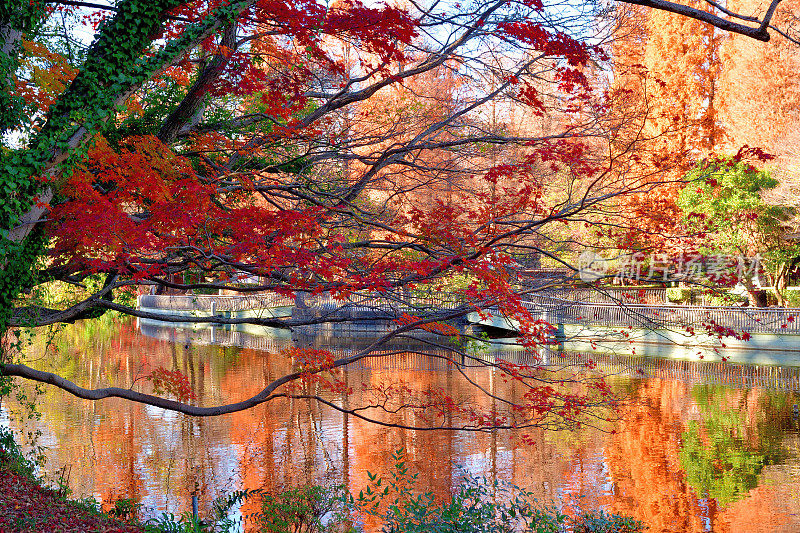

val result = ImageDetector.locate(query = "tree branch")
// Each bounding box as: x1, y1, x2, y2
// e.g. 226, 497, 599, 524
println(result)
619, 0, 774, 41
158, 22, 238, 143
1, 309, 469, 416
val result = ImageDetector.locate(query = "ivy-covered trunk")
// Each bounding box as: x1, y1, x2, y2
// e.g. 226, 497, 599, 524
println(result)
1, 0, 176, 362
1, 0, 257, 366
1, 2, 48, 363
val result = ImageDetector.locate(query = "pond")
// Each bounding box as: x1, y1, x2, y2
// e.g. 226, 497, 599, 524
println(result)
3, 317, 800, 532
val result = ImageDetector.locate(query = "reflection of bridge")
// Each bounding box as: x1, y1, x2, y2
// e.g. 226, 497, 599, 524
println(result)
137, 320, 538, 369
554, 350, 800, 391
138, 321, 800, 391
138, 320, 293, 352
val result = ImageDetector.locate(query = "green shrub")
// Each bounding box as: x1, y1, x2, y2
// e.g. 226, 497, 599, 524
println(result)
572, 510, 645, 533
353, 449, 643, 533
143, 489, 260, 533
258, 485, 354, 533
780, 289, 800, 308
352, 449, 560, 533
0, 426, 36, 480
666, 287, 690, 304
109, 497, 142, 519
703, 290, 746, 307
144, 512, 206, 533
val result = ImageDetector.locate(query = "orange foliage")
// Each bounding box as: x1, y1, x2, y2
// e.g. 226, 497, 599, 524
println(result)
610, 1, 728, 250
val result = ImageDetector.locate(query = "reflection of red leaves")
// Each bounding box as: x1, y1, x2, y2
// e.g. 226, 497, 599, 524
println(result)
146, 367, 196, 403
732, 145, 775, 164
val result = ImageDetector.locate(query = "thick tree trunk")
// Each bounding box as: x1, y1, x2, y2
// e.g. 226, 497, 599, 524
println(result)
158, 23, 237, 143
742, 277, 767, 307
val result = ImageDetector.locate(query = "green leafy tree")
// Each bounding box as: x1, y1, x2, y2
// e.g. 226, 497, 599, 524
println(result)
677, 158, 800, 305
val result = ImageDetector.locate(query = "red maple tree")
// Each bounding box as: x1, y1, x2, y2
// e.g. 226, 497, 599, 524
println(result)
1, 0, 795, 429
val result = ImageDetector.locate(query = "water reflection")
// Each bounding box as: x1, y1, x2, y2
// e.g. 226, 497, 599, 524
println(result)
3, 317, 800, 532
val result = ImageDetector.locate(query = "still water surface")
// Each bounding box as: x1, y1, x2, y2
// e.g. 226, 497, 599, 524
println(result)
3, 317, 800, 532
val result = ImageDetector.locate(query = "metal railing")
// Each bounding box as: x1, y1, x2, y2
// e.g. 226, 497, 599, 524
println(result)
138, 293, 294, 312
138, 291, 800, 335
139, 291, 467, 317
535, 287, 667, 304
524, 294, 800, 334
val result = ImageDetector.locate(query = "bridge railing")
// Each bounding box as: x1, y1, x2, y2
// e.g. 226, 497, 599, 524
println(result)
138, 291, 800, 335
534, 287, 668, 304
137, 293, 295, 313
138, 291, 468, 317
523, 295, 800, 334
304, 291, 466, 313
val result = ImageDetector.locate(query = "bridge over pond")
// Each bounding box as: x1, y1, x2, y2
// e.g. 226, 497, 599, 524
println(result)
137, 292, 466, 323
138, 291, 800, 365
468, 294, 800, 364
138, 289, 800, 335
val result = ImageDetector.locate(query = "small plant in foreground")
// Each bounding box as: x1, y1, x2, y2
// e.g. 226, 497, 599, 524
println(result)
258, 484, 355, 533
110, 497, 144, 519
0, 426, 36, 480
144, 511, 209, 533
572, 510, 646, 533
354, 449, 564, 533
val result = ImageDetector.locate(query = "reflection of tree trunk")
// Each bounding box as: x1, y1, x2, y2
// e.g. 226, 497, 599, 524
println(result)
187, 345, 196, 395
261, 417, 271, 490
127, 408, 137, 503
198, 360, 205, 400
490, 367, 497, 487
446, 361, 453, 489
171, 340, 179, 369
707, 497, 721, 532
342, 369, 349, 489
285, 396, 295, 486
304, 400, 315, 482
